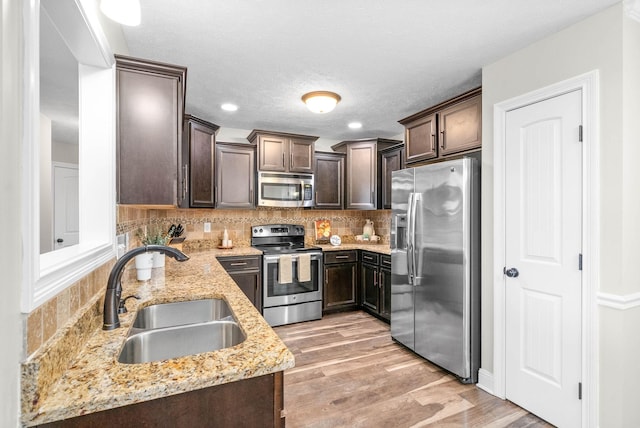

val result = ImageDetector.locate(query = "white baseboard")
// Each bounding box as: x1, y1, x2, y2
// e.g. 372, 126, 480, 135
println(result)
476, 368, 496, 396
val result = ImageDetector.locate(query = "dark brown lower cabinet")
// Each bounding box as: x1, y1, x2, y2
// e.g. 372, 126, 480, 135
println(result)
218, 255, 262, 311
38, 372, 285, 427
360, 251, 391, 322
323, 250, 358, 313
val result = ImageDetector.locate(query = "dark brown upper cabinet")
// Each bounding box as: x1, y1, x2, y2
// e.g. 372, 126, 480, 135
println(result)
314, 151, 345, 209
248, 130, 317, 173
116, 55, 186, 206
181, 115, 219, 208
215, 142, 256, 209
399, 87, 481, 165
332, 138, 401, 210
379, 144, 404, 209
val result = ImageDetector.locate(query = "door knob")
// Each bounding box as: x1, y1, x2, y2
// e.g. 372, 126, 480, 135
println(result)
56, 238, 64, 243
504, 267, 519, 278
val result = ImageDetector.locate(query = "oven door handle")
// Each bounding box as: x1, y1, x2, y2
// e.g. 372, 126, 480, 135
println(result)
263, 253, 322, 262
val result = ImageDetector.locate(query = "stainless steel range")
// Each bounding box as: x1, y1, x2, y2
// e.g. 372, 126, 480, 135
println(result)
251, 224, 323, 327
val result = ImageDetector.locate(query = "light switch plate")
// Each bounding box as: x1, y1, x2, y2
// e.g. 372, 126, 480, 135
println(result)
116, 233, 128, 259
204, 222, 211, 233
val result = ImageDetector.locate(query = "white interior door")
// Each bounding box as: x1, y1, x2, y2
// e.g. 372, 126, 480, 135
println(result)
504, 90, 583, 427
53, 163, 79, 249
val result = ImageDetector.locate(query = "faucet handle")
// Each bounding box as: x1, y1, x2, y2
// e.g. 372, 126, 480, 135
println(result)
118, 295, 141, 314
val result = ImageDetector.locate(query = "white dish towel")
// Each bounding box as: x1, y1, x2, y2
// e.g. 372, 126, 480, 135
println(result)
278, 255, 293, 284
297, 253, 311, 282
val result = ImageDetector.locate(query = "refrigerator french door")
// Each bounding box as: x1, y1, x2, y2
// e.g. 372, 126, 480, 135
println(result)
390, 158, 480, 383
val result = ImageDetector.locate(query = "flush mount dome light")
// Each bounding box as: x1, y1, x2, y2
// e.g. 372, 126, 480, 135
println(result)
301, 91, 341, 114
100, 0, 141, 26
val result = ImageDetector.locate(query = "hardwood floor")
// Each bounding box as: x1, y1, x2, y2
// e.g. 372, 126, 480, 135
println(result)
275, 311, 553, 428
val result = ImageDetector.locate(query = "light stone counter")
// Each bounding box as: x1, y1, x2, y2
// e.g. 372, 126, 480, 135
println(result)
316, 243, 391, 255
22, 247, 294, 426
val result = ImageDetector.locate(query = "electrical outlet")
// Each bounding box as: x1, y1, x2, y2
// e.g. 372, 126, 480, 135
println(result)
204, 222, 211, 233
116, 233, 127, 259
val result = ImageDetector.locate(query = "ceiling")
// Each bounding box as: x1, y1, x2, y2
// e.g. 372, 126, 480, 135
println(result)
117, 0, 617, 140
118, 0, 617, 143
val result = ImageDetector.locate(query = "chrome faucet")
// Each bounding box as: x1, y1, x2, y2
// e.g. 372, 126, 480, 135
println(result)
103, 245, 189, 330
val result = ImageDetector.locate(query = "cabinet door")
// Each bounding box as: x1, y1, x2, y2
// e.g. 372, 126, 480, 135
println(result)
215, 143, 256, 209
185, 119, 216, 207
229, 271, 262, 311
116, 65, 183, 206
289, 138, 314, 173
258, 135, 287, 172
324, 263, 358, 312
380, 147, 404, 209
361, 263, 379, 312
314, 152, 344, 209
379, 258, 391, 321
346, 142, 377, 210
404, 113, 437, 164
438, 94, 481, 156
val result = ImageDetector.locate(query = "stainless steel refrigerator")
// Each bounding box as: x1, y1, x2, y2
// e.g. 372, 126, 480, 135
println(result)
390, 158, 480, 383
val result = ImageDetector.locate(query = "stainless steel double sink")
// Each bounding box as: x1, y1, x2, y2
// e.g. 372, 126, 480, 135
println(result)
118, 299, 246, 364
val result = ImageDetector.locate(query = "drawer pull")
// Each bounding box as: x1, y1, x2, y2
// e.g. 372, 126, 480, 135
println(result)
335, 255, 350, 259
230, 262, 248, 266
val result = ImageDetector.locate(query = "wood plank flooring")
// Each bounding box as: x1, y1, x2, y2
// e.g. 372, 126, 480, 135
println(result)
275, 311, 553, 428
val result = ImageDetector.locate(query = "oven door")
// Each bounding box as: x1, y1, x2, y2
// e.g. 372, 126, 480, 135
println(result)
262, 252, 323, 307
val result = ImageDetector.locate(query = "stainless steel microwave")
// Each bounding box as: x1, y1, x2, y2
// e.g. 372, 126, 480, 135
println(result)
257, 172, 314, 208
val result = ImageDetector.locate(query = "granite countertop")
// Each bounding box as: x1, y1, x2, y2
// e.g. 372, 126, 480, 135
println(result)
316, 243, 391, 255
23, 247, 294, 426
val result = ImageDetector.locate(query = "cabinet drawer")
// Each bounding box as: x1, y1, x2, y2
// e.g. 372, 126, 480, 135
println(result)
217, 256, 261, 272
380, 255, 391, 269
324, 250, 357, 264
360, 251, 379, 265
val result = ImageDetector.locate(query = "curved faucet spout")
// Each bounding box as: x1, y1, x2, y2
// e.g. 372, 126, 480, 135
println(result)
103, 245, 189, 330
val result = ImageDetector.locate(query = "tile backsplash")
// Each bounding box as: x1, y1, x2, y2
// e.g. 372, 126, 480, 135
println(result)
26, 206, 390, 357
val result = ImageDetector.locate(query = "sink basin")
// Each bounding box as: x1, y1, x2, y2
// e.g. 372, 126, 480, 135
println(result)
118, 321, 246, 364
132, 298, 234, 330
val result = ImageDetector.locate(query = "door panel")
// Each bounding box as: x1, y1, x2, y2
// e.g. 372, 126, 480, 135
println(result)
505, 89, 582, 427
53, 164, 79, 249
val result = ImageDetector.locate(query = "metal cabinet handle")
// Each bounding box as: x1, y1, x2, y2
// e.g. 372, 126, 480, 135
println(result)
431, 134, 435, 151
282, 152, 285, 167
335, 255, 349, 259
290, 152, 293, 168
440, 130, 445, 149
373, 272, 377, 287
230, 262, 248, 266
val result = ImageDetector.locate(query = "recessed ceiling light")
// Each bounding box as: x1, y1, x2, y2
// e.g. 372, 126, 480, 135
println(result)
221, 103, 238, 112
100, 0, 141, 26
348, 122, 362, 129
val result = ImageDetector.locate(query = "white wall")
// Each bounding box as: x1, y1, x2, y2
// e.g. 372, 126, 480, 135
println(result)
52, 141, 79, 164
482, 3, 640, 426
1, 0, 24, 424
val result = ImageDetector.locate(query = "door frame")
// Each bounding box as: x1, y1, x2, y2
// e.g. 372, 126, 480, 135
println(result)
492, 70, 600, 427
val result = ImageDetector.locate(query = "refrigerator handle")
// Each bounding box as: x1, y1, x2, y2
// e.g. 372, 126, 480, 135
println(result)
409, 193, 420, 287
406, 193, 415, 285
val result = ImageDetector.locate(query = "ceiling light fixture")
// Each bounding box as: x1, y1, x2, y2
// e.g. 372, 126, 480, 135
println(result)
301, 91, 341, 114
221, 103, 238, 112
348, 122, 362, 129
100, 0, 141, 26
